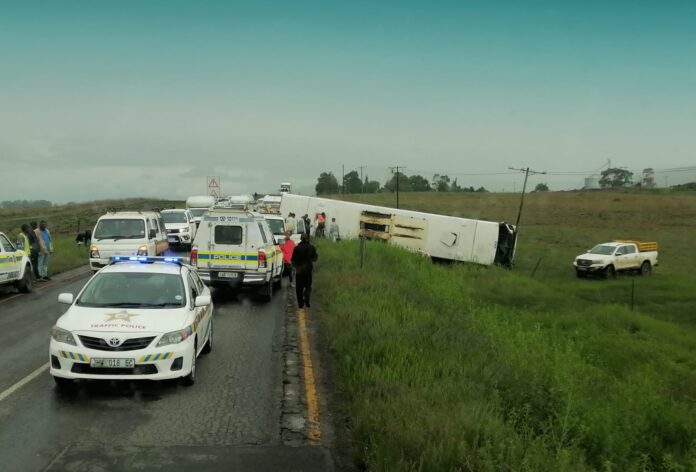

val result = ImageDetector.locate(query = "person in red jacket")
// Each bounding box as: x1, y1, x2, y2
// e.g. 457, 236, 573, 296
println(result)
281, 231, 296, 284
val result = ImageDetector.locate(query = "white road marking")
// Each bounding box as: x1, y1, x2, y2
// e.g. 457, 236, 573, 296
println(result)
0, 363, 49, 403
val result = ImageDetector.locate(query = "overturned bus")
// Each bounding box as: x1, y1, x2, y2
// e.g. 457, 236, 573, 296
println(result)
279, 194, 517, 267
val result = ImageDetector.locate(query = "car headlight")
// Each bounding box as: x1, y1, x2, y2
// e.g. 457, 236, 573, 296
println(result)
51, 326, 77, 346
90, 245, 100, 258
181, 227, 189, 233
137, 245, 148, 256
156, 326, 193, 347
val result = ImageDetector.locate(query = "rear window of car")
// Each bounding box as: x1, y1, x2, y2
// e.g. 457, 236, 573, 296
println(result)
215, 225, 242, 245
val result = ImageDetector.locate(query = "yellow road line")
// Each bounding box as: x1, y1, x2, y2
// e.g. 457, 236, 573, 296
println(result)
0, 294, 21, 304
297, 308, 321, 443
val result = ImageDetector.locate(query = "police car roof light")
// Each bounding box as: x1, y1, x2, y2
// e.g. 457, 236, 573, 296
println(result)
110, 256, 183, 265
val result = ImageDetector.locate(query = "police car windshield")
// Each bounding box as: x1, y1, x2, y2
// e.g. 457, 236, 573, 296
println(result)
77, 272, 186, 308
162, 212, 187, 224
94, 219, 146, 240
267, 219, 285, 235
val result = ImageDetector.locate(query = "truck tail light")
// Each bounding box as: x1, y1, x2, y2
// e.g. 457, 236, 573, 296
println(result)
190, 248, 198, 266
258, 251, 267, 268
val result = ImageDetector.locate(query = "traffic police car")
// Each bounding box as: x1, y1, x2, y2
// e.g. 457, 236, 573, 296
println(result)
0, 231, 33, 293
49, 256, 213, 388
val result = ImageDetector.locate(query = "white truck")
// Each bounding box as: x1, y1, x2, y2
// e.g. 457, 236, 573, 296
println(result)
186, 196, 216, 227
279, 194, 517, 266
0, 231, 33, 293
573, 241, 658, 278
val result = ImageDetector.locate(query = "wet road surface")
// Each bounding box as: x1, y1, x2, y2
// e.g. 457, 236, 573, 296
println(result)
0, 264, 332, 471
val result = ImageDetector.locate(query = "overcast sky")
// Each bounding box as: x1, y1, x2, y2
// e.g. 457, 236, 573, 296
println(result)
2, 0, 695, 203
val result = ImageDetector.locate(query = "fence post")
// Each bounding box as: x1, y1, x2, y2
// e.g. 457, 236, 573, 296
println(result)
359, 237, 366, 268
530, 257, 542, 278
631, 279, 635, 311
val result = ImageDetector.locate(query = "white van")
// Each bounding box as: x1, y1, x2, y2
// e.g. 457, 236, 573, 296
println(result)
161, 209, 197, 249
89, 211, 169, 271
190, 208, 283, 300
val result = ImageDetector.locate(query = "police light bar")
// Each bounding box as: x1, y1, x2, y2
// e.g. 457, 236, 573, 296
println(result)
110, 256, 184, 265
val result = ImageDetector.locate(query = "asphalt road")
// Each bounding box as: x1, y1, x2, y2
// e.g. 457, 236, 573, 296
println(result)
0, 263, 332, 471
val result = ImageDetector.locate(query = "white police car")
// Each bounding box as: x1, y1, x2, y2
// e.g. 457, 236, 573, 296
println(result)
49, 256, 213, 388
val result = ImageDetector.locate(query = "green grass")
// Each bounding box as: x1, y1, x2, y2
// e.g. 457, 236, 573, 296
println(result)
314, 191, 696, 471
48, 236, 91, 275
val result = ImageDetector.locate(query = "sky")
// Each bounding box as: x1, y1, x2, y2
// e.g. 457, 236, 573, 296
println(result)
1, 0, 695, 202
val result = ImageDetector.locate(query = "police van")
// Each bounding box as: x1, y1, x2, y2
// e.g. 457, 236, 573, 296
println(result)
89, 211, 169, 272
190, 208, 283, 300
0, 231, 33, 293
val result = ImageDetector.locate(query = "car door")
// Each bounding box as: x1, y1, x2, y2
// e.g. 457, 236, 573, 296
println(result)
615, 245, 629, 270
624, 245, 639, 269
207, 219, 248, 272
187, 211, 197, 240
0, 234, 20, 282
187, 271, 209, 350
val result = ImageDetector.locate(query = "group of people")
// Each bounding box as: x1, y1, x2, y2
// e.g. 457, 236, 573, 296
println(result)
17, 221, 53, 281
285, 212, 340, 242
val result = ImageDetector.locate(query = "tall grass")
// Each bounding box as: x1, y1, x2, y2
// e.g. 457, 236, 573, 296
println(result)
314, 240, 696, 470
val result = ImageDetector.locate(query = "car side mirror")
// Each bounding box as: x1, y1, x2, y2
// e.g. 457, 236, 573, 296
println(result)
58, 293, 74, 305
194, 295, 211, 307
149, 229, 157, 239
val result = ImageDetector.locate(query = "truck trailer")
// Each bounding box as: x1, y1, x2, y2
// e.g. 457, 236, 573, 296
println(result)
279, 194, 517, 267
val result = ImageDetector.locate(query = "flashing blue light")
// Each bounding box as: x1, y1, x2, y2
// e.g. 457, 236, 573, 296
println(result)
110, 256, 183, 265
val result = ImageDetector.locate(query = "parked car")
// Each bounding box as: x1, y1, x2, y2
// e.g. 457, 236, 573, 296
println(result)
573, 241, 658, 278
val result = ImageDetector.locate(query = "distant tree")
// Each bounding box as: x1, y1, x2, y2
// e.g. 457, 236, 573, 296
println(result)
534, 183, 549, 192
475, 186, 488, 193
315, 172, 340, 195
408, 175, 431, 192
343, 170, 362, 194
451, 178, 463, 192
384, 172, 412, 192
467, 186, 475, 192
599, 168, 634, 188
364, 180, 381, 193
0, 199, 53, 209
432, 174, 451, 192
641, 168, 656, 189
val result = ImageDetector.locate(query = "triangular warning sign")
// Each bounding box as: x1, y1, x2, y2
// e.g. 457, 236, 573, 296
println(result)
209, 189, 219, 198
208, 178, 219, 188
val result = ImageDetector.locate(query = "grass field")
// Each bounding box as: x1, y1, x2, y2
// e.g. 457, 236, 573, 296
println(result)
0, 198, 181, 275
313, 190, 696, 471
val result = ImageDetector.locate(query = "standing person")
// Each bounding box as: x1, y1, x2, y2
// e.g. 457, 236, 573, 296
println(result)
303, 214, 311, 236
315, 212, 326, 238
280, 231, 296, 284
291, 233, 318, 309
285, 213, 297, 234
37, 220, 53, 280
328, 217, 340, 242
25, 223, 40, 278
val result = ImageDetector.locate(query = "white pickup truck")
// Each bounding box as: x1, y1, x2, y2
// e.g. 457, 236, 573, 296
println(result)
573, 241, 658, 279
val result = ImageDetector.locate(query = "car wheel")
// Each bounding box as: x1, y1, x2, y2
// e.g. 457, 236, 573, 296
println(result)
16, 266, 33, 293
53, 376, 75, 390
575, 270, 585, 279
639, 261, 652, 276
604, 265, 616, 279
182, 348, 196, 386
259, 278, 273, 302
202, 320, 213, 354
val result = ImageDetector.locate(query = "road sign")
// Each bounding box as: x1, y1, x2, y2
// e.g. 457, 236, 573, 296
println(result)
207, 176, 221, 198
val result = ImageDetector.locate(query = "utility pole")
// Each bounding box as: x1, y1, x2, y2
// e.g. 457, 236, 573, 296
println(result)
389, 166, 404, 208
342, 164, 345, 198
358, 165, 367, 193
508, 166, 547, 229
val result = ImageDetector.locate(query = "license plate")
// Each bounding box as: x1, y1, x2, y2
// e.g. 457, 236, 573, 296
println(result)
90, 358, 135, 369
217, 271, 239, 279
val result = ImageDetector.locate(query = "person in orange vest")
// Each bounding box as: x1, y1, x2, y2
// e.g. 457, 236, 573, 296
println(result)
281, 231, 296, 284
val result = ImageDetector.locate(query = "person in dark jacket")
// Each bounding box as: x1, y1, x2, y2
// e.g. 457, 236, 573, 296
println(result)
22, 223, 40, 278
291, 233, 318, 308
